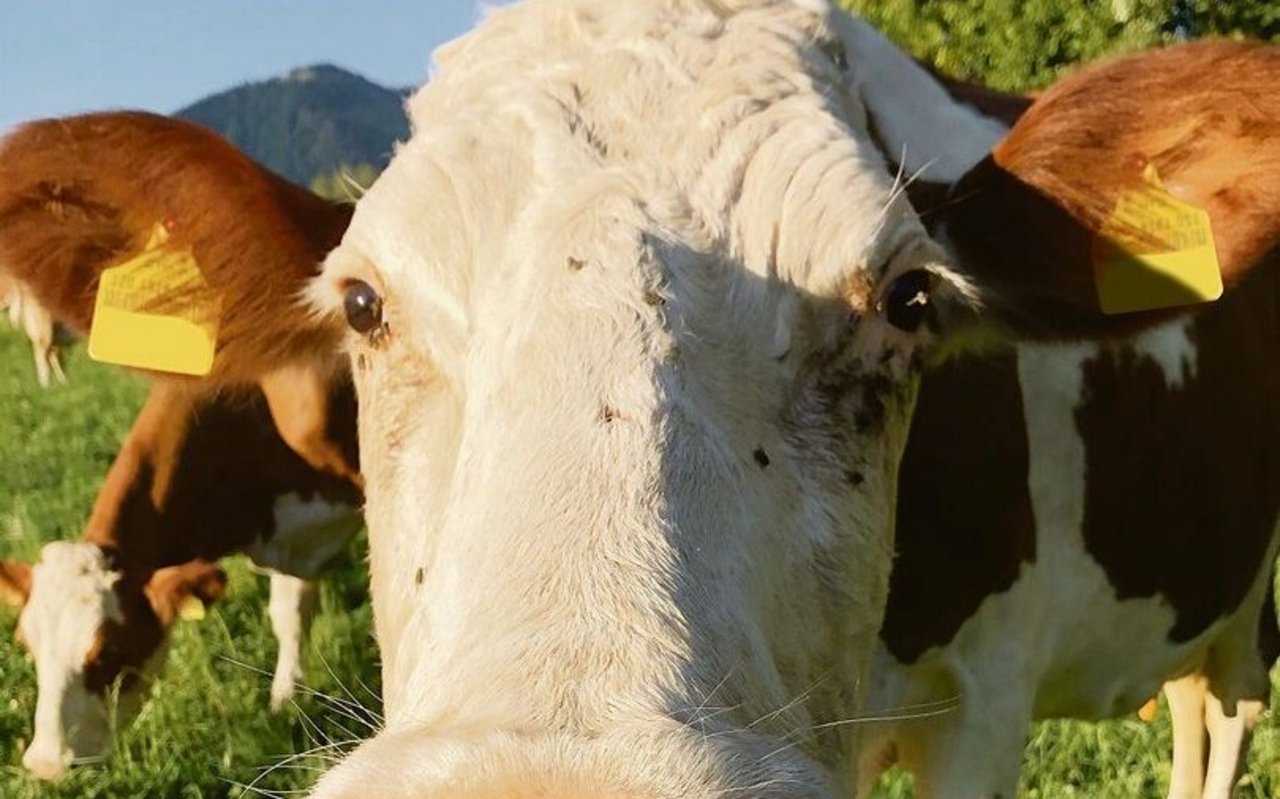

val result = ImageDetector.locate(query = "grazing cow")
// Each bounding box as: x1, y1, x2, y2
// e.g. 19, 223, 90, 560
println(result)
0, 112, 365, 779
0, 379, 362, 779
855, 35, 1280, 799
0, 273, 66, 386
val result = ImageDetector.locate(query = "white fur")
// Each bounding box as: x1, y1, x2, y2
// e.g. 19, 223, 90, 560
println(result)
1116, 317, 1198, 391
17, 542, 122, 780
830, 14, 1006, 183
267, 573, 319, 711
246, 494, 363, 580
0, 280, 65, 388
309, 1, 963, 795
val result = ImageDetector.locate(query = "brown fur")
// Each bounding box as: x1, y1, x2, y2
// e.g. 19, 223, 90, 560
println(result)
0, 111, 352, 387
0, 560, 31, 605
1076, 266, 1278, 643
942, 39, 1280, 338
882, 349, 1036, 662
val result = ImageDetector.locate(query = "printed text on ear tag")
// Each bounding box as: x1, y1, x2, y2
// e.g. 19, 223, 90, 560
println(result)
88, 223, 221, 376
1093, 163, 1224, 315
177, 595, 206, 622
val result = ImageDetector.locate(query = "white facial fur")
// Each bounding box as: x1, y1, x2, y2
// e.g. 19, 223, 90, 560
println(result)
309, 1, 963, 795
16, 542, 122, 779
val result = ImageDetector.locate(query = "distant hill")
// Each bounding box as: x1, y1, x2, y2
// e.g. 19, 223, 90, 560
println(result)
177, 64, 410, 187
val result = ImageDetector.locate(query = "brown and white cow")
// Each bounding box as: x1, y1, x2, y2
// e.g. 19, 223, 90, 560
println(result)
0, 379, 363, 779
853, 34, 1279, 799
0, 111, 365, 779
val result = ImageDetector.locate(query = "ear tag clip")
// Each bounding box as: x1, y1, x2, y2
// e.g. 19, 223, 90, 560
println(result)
89, 222, 221, 376
1093, 163, 1224, 315
177, 595, 207, 622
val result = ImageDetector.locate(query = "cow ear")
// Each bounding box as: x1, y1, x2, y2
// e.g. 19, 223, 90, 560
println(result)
144, 561, 227, 626
0, 560, 32, 607
831, 13, 1009, 184
934, 40, 1280, 340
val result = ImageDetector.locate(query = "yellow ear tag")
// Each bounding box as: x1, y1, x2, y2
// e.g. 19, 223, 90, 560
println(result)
177, 595, 206, 622
88, 223, 220, 376
1094, 164, 1223, 315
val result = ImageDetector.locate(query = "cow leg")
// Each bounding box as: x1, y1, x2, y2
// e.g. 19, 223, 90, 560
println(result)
48, 348, 66, 384
249, 499, 361, 709
268, 572, 318, 711
22, 298, 61, 387
1201, 694, 1263, 799
32, 343, 51, 388
1164, 674, 1208, 799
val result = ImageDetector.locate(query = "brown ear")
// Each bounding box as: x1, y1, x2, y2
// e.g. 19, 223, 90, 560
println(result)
937, 39, 1280, 340
144, 560, 227, 626
0, 560, 32, 607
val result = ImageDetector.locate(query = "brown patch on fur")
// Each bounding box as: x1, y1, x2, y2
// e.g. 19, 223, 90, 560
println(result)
83, 379, 361, 572
881, 349, 1036, 662
1077, 265, 1279, 642
940, 40, 1280, 339
0, 560, 33, 606
0, 111, 352, 387
83, 591, 162, 696
261, 363, 363, 488
143, 561, 228, 627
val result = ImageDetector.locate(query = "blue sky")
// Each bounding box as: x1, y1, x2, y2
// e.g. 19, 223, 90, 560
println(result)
0, 1, 490, 132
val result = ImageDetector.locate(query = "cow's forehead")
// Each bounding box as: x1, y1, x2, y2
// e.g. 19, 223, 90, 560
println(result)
21, 543, 121, 650
331, 0, 922, 339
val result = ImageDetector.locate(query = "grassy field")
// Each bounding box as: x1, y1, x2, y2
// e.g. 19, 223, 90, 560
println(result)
0, 323, 1275, 797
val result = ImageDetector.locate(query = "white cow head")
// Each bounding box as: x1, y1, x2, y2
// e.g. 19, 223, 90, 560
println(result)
0, 544, 225, 780
154, 1, 1276, 797
303, 2, 986, 797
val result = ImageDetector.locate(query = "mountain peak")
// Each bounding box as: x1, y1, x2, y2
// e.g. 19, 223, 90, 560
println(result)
284, 63, 364, 84
176, 65, 409, 187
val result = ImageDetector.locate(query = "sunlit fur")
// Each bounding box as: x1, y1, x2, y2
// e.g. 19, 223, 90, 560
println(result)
308, 0, 959, 795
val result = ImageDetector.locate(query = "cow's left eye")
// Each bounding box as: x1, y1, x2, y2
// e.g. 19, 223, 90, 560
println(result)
343, 280, 384, 335
883, 270, 932, 332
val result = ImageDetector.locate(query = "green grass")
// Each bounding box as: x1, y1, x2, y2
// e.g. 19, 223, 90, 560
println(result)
0, 323, 1275, 797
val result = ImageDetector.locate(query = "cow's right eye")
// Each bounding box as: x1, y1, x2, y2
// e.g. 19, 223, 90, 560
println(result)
883, 270, 933, 333
343, 281, 384, 335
